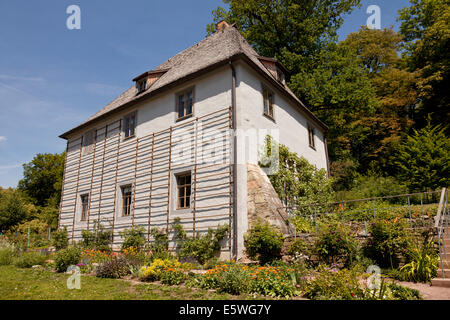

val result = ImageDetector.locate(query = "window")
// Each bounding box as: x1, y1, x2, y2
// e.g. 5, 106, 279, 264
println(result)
176, 89, 193, 120
276, 68, 285, 84
263, 87, 274, 119
176, 173, 191, 209
123, 112, 136, 139
121, 185, 132, 217
308, 125, 315, 149
80, 194, 89, 221
136, 78, 147, 93
83, 130, 95, 154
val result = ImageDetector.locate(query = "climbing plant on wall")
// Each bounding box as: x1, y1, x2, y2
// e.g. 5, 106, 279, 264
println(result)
260, 136, 334, 215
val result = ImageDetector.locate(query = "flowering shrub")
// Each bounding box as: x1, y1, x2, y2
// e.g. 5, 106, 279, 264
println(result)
95, 256, 137, 279
194, 262, 300, 298
314, 221, 358, 267
139, 258, 184, 284
81, 248, 112, 264
364, 217, 411, 268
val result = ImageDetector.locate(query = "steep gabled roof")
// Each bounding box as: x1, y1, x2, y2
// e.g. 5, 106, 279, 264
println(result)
60, 25, 327, 139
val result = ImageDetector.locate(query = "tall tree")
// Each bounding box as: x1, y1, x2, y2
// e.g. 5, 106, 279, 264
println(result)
207, 0, 360, 76
398, 0, 450, 129
339, 27, 419, 172
18, 152, 65, 207
394, 120, 449, 192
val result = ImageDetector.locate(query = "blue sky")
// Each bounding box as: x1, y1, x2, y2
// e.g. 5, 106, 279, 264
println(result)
0, 0, 411, 188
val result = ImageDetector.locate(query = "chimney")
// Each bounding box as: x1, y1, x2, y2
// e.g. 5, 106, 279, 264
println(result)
217, 20, 230, 32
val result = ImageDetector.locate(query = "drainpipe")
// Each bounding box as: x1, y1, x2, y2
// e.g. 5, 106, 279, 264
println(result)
229, 61, 238, 260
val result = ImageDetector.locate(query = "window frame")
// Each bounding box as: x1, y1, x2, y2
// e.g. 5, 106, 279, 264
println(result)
175, 87, 194, 121
308, 124, 316, 150
80, 194, 89, 221
123, 111, 137, 140
175, 172, 192, 210
136, 77, 147, 93
262, 85, 275, 121
82, 130, 96, 155
121, 184, 133, 217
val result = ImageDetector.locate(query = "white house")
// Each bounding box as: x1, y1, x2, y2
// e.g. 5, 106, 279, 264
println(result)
58, 21, 329, 259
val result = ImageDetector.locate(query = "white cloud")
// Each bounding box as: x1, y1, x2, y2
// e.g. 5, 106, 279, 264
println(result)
0, 136, 6, 142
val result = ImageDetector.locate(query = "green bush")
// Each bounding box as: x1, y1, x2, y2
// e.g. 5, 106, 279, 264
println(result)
81, 223, 112, 252
52, 227, 68, 250
148, 227, 169, 256
13, 251, 47, 268
314, 221, 358, 267
120, 226, 146, 251
0, 247, 17, 265
400, 238, 439, 283
364, 218, 411, 268
7, 219, 51, 249
244, 221, 284, 265
291, 216, 315, 233
178, 225, 229, 265
54, 247, 81, 272
215, 264, 251, 295
305, 265, 364, 300
387, 282, 422, 300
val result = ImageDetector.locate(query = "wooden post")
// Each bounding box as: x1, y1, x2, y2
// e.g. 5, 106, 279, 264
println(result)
147, 133, 155, 241
86, 128, 99, 231
132, 137, 139, 227
193, 119, 198, 238
166, 127, 173, 233
111, 120, 122, 245
96, 125, 109, 227
57, 140, 69, 230
71, 135, 84, 244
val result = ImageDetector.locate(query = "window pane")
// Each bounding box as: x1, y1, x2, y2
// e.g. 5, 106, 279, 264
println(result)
125, 117, 130, 137
186, 91, 193, 115
179, 197, 185, 208
130, 114, 135, 136
185, 196, 190, 207
178, 95, 185, 118
186, 186, 191, 197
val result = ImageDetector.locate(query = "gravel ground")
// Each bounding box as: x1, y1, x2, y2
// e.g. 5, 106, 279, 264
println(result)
397, 281, 450, 300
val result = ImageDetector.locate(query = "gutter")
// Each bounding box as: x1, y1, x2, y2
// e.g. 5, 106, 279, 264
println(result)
229, 61, 238, 260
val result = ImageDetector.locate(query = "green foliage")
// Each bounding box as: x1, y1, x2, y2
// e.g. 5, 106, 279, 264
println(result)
400, 238, 439, 283
120, 226, 146, 251
304, 265, 364, 300
335, 174, 408, 202
398, 0, 450, 128
80, 223, 112, 252
291, 216, 315, 234
394, 121, 449, 192
262, 136, 334, 211
52, 227, 68, 250
0, 247, 17, 265
177, 224, 229, 265
95, 256, 137, 279
7, 219, 51, 249
18, 152, 65, 207
54, 247, 81, 273
314, 221, 358, 267
387, 282, 422, 300
244, 221, 284, 265
13, 252, 47, 268
215, 264, 251, 295
148, 227, 169, 256
0, 188, 29, 231
364, 218, 411, 268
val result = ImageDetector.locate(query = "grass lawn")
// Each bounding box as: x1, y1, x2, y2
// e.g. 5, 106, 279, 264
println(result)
0, 265, 258, 300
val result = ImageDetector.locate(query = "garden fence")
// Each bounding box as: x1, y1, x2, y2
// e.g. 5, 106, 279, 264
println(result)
281, 189, 446, 239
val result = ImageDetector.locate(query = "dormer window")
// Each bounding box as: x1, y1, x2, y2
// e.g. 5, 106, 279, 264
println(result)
136, 78, 147, 93
276, 68, 285, 84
